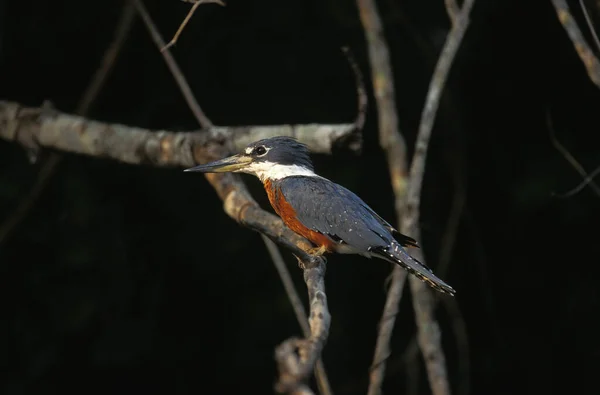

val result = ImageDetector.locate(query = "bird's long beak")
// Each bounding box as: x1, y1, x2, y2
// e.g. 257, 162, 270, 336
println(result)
183, 154, 253, 173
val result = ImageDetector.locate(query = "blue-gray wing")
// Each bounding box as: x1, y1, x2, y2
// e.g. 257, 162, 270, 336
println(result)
278, 176, 393, 251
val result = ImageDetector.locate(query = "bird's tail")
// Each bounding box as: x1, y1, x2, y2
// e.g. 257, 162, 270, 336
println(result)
373, 241, 456, 296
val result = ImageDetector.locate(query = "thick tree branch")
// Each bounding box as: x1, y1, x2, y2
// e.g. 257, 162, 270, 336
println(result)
275, 260, 330, 395
403, 1, 476, 395
0, 101, 361, 164
551, 0, 600, 88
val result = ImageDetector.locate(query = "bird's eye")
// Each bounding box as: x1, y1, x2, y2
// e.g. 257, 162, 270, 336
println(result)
253, 146, 267, 156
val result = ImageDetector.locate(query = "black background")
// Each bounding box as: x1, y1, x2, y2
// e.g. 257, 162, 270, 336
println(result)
1, 0, 600, 394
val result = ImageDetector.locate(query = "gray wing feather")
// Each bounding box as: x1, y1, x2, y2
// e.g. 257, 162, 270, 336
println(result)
278, 176, 392, 251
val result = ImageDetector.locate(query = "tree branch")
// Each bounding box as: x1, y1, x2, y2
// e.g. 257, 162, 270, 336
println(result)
162, 0, 226, 52
548, 110, 600, 198
0, 101, 361, 163
403, 1, 475, 395
275, 259, 330, 395
133, 0, 213, 128
551, 0, 600, 88
357, 0, 409, 393
444, 0, 460, 25
262, 235, 333, 395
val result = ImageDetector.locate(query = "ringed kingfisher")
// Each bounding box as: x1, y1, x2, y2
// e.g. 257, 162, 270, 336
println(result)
185, 136, 455, 296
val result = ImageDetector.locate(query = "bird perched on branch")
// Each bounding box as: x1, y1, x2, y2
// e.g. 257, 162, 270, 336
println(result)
185, 136, 455, 295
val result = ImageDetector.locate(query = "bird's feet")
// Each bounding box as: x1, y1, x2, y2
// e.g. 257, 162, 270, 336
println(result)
293, 245, 328, 269
308, 245, 328, 257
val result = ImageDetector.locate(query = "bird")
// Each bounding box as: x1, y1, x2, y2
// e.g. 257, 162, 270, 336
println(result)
185, 136, 455, 296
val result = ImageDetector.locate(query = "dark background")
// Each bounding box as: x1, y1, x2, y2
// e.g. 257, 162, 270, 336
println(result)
1, 0, 599, 394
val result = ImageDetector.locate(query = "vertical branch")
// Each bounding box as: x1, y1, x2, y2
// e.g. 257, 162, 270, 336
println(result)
356, 1, 410, 395
402, 1, 476, 395
551, 0, 600, 88
275, 258, 331, 395
444, 0, 460, 24
579, 0, 600, 52
0, 2, 136, 245
262, 235, 333, 395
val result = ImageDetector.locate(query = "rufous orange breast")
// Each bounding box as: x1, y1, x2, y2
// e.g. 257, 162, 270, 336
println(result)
263, 179, 335, 252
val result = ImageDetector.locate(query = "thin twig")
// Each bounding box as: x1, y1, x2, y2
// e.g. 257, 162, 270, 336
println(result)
133, 0, 213, 128
551, 0, 600, 88
445, 0, 460, 25
162, 0, 226, 52
557, 164, 600, 197
548, 111, 600, 197
162, 0, 202, 52
403, 1, 475, 395
262, 235, 333, 395
0, 2, 136, 245
579, 0, 600, 53
357, 0, 409, 393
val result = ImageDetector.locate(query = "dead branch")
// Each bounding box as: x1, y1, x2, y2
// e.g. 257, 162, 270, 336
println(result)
275, 260, 330, 395
133, 0, 213, 128
0, 2, 136, 245
403, 1, 476, 395
0, 102, 360, 162
558, 164, 600, 197
357, 0, 409, 393
162, 0, 226, 52
551, 0, 600, 88
444, 0, 460, 24
262, 235, 333, 395
548, 111, 600, 197
579, 0, 600, 53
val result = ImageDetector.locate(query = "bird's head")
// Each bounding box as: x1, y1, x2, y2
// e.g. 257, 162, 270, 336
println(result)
184, 136, 315, 181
